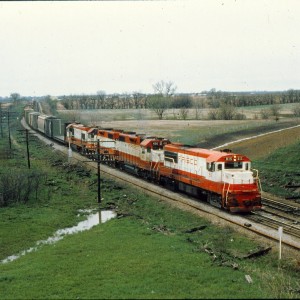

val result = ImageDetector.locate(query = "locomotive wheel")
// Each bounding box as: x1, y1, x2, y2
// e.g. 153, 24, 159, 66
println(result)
207, 192, 222, 209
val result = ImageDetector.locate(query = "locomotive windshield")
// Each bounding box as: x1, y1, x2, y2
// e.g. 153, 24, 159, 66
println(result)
225, 161, 243, 169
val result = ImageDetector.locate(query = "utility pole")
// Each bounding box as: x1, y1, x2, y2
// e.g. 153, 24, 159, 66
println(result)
8, 107, 11, 149
17, 129, 35, 169
94, 140, 115, 204
78, 139, 115, 205
0, 103, 3, 138
1, 108, 17, 149
26, 129, 30, 169
97, 139, 101, 204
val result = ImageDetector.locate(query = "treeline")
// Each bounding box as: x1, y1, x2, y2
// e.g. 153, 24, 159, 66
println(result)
57, 89, 300, 111
6, 88, 300, 112
60, 92, 147, 110
5, 88, 300, 121
206, 89, 300, 108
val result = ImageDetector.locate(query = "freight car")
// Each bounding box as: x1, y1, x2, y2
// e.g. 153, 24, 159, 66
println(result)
24, 111, 262, 213
25, 109, 66, 143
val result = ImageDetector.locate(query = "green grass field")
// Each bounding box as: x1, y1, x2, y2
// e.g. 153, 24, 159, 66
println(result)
253, 140, 300, 198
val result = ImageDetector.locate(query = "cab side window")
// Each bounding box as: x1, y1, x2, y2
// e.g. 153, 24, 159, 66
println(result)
207, 162, 215, 172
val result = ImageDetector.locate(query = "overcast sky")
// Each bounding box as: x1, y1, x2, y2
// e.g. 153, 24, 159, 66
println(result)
1, 0, 300, 97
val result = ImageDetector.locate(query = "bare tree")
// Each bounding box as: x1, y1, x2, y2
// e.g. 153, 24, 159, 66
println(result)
208, 109, 218, 120
118, 93, 130, 109
132, 92, 144, 109
152, 80, 177, 96
96, 90, 106, 109
147, 94, 169, 120
148, 80, 177, 119
292, 104, 300, 117
79, 95, 89, 109
179, 108, 189, 120
260, 108, 269, 119
269, 104, 281, 120
218, 103, 237, 120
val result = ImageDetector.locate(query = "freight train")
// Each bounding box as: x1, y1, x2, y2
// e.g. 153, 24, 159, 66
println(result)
24, 108, 262, 213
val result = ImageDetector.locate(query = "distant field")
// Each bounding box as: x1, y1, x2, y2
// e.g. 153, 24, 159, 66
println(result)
58, 106, 300, 147
57, 103, 299, 122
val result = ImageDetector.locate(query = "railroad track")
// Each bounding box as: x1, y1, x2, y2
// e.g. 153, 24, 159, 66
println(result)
248, 211, 300, 239
21, 119, 300, 251
262, 197, 300, 215
246, 197, 300, 239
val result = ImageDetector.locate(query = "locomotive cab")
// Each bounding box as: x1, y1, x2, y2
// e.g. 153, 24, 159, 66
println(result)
140, 138, 170, 163
208, 159, 254, 185
207, 154, 261, 212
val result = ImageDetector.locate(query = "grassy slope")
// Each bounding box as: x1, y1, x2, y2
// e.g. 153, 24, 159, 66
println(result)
253, 140, 300, 198
1, 217, 271, 299
223, 123, 300, 199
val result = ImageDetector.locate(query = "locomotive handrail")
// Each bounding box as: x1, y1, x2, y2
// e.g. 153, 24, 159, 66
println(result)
222, 182, 230, 207
150, 161, 159, 176
165, 157, 176, 168
252, 168, 263, 192
225, 183, 231, 206
222, 182, 226, 207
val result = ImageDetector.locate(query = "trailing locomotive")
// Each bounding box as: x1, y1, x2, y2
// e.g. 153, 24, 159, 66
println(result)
24, 108, 262, 213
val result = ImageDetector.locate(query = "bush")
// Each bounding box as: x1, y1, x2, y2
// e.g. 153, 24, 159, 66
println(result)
260, 108, 269, 119
0, 169, 47, 206
234, 113, 246, 120
171, 96, 193, 109
292, 104, 300, 117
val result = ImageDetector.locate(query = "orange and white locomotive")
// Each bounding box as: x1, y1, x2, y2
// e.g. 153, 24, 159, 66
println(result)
63, 122, 261, 213
66, 123, 118, 164
159, 143, 261, 213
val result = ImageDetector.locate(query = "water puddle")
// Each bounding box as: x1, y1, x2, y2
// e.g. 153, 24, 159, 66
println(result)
1, 210, 116, 264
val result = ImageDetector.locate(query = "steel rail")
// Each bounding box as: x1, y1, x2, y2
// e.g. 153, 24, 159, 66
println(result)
262, 197, 300, 214
249, 211, 300, 239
